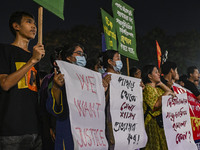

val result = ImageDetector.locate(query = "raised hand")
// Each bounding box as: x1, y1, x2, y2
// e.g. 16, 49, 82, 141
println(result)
53, 68, 65, 88
31, 43, 45, 63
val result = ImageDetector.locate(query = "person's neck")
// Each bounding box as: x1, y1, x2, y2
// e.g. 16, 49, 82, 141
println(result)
164, 73, 172, 82
147, 82, 156, 88
188, 77, 194, 83
11, 36, 30, 53
107, 67, 119, 74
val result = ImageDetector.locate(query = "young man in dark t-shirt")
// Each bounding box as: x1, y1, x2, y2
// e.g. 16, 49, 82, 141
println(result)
0, 11, 45, 149
161, 61, 178, 91
184, 66, 200, 100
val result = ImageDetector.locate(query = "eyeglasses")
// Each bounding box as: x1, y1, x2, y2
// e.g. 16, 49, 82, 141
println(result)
73, 51, 87, 59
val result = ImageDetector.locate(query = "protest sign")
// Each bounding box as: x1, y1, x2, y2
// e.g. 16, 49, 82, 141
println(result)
33, 0, 64, 20
101, 8, 117, 50
109, 73, 147, 150
57, 60, 108, 150
173, 83, 200, 149
162, 93, 197, 150
33, 0, 64, 43
112, 0, 138, 60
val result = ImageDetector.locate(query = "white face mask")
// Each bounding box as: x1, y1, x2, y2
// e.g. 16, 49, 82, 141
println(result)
113, 60, 123, 72
75, 56, 86, 67
98, 67, 105, 74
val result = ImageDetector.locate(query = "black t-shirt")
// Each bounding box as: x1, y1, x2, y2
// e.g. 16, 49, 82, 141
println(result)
161, 76, 174, 91
184, 80, 200, 97
0, 44, 40, 136
161, 76, 168, 85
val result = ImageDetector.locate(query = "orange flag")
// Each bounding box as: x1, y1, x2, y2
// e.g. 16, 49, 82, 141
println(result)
156, 40, 162, 69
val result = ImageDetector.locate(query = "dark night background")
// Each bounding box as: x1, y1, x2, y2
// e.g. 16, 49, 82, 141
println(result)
1, 0, 200, 75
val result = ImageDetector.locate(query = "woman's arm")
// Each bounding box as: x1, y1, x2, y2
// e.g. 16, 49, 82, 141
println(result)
154, 82, 175, 110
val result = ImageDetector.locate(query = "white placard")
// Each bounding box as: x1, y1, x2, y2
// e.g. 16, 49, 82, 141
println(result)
162, 93, 197, 150
57, 60, 108, 150
109, 73, 147, 150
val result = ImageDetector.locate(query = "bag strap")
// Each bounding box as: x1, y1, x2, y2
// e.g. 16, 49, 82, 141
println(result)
144, 103, 151, 120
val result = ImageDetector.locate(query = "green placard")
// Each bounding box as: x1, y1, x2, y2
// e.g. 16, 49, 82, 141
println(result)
101, 8, 117, 50
33, 0, 64, 20
112, 0, 138, 60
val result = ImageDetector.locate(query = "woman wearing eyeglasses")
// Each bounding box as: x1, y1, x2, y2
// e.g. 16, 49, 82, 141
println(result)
46, 43, 87, 150
62, 43, 87, 67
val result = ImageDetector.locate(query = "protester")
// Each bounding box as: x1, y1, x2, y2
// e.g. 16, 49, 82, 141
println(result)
184, 66, 200, 100
86, 54, 109, 91
130, 66, 142, 78
86, 57, 100, 71
61, 43, 87, 67
130, 66, 145, 90
161, 61, 178, 90
178, 74, 187, 87
46, 43, 87, 150
39, 46, 64, 150
86, 53, 104, 72
0, 11, 45, 149
102, 50, 123, 150
141, 64, 174, 150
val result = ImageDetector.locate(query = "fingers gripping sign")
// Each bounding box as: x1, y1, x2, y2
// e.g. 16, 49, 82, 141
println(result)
53, 68, 65, 88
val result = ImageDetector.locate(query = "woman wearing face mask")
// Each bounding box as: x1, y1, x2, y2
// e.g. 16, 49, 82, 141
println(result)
62, 43, 87, 67
101, 50, 123, 150
46, 43, 87, 150
85, 56, 104, 73
85, 54, 113, 94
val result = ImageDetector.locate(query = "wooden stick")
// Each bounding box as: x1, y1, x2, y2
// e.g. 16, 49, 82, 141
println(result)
38, 6, 43, 44
126, 58, 130, 76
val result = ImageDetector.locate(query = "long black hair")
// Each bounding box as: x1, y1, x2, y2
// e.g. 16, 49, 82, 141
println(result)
102, 50, 118, 69
61, 43, 84, 62
141, 65, 156, 84
130, 66, 140, 77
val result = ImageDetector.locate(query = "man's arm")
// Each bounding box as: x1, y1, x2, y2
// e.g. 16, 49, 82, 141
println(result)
0, 44, 45, 91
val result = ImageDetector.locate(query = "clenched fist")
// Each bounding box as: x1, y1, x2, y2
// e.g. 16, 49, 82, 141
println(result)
31, 43, 45, 64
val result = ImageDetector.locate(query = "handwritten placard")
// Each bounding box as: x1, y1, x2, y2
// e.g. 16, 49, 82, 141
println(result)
57, 60, 108, 150
173, 83, 200, 149
109, 73, 147, 150
162, 93, 197, 150
112, 0, 138, 60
